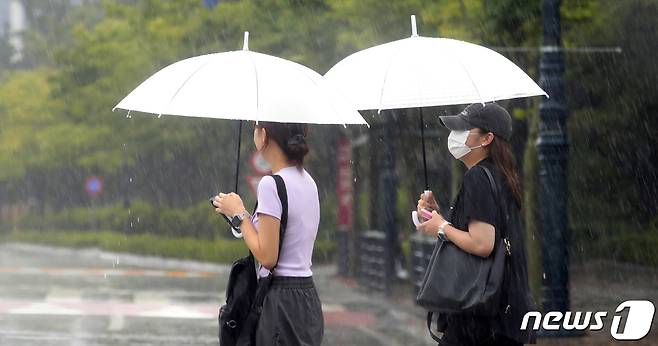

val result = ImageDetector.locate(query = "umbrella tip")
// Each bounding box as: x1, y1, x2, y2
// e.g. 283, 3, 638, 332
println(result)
410, 15, 418, 37
243, 31, 249, 51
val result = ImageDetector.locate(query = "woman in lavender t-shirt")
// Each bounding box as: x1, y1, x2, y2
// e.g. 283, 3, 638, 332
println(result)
213, 122, 323, 346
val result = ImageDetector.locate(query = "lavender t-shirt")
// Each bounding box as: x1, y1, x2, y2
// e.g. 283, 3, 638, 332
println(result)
252, 166, 320, 278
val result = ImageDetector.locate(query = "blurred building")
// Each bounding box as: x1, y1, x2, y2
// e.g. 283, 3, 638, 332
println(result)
0, 0, 26, 63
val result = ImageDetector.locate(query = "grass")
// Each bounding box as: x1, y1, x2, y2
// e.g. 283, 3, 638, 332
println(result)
2, 230, 336, 264
574, 231, 658, 267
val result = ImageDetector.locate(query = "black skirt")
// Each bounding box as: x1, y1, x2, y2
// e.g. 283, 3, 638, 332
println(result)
255, 276, 324, 346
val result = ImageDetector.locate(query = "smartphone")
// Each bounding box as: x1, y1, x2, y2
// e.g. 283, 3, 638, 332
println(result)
420, 208, 433, 221
411, 211, 421, 227
209, 197, 240, 232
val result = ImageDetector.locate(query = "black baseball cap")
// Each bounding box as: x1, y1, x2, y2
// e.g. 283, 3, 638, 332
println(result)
439, 103, 513, 141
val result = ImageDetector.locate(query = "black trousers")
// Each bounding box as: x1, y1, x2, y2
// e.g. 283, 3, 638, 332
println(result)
255, 276, 324, 346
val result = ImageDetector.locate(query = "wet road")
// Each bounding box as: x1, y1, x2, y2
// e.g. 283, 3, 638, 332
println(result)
3, 242, 656, 345
0, 243, 226, 345
0, 243, 400, 346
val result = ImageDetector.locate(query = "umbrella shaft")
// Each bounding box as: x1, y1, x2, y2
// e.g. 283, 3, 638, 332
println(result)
419, 109, 428, 190
235, 121, 243, 193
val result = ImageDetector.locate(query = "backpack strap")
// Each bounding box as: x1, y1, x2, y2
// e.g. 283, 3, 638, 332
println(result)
269, 174, 288, 273
248, 175, 288, 272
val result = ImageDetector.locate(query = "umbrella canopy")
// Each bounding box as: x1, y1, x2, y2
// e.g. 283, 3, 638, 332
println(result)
325, 15, 547, 190
115, 32, 367, 126
325, 16, 547, 111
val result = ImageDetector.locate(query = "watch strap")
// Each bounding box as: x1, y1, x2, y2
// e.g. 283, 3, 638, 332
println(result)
438, 221, 451, 241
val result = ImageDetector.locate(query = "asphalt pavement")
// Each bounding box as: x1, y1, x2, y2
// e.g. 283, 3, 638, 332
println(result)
1, 242, 657, 346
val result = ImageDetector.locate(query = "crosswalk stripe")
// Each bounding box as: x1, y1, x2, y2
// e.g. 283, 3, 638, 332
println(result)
0, 267, 219, 278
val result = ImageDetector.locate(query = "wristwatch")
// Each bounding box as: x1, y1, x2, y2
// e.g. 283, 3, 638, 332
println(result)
437, 221, 451, 242
230, 210, 251, 229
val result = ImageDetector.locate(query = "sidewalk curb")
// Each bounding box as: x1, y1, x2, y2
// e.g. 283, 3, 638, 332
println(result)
0, 242, 230, 274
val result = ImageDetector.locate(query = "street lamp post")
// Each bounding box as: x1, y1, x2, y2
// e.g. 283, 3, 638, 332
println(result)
537, 0, 579, 337
380, 112, 398, 294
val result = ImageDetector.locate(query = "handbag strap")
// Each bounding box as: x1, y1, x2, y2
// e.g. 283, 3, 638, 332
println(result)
426, 312, 443, 343
480, 165, 514, 314
479, 165, 508, 242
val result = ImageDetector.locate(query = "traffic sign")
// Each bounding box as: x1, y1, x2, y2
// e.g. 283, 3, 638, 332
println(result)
251, 152, 271, 175
247, 175, 262, 196
85, 176, 103, 197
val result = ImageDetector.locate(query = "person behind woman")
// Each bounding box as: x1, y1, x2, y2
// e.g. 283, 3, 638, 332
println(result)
213, 122, 323, 346
416, 103, 536, 345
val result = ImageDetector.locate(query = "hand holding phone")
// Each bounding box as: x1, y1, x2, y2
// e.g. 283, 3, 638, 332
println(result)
209, 196, 243, 238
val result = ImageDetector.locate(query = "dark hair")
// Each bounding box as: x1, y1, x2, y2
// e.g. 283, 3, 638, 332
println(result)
478, 129, 523, 208
255, 122, 309, 167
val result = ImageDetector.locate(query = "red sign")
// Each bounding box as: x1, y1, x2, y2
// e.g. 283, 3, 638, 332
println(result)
247, 175, 262, 196
248, 152, 271, 198
336, 137, 353, 230
251, 152, 271, 175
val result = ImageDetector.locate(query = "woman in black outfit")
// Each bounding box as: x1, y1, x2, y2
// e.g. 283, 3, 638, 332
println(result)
416, 103, 537, 345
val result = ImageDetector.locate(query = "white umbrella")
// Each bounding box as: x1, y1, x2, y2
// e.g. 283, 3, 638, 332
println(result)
114, 32, 367, 237
325, 15, 547, 188
115, 32, 367, 126
325, 16, 547, 110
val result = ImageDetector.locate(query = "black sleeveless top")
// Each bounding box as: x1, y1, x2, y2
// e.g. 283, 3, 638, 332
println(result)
440, 157, 537, 345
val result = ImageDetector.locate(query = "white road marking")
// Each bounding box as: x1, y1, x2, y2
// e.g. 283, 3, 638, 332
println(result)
0, 266, 218, 278
10, 302, 81, 315
138, 306, 214, 319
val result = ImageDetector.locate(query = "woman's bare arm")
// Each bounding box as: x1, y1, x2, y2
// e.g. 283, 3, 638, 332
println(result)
443, 220, 495, 258
238, 214, 281, 269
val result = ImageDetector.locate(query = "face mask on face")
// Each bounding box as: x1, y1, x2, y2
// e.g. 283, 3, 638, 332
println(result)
447, 130, 483, 159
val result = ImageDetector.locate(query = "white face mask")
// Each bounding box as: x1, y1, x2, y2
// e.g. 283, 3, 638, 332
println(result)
447, 130, 482, 159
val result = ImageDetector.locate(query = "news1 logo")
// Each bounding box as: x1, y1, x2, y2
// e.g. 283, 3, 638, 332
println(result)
521, 300, 655, 340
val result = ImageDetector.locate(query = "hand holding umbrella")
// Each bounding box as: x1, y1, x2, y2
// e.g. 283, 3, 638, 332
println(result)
417, 190, 439, 214
416, 210, 447, 237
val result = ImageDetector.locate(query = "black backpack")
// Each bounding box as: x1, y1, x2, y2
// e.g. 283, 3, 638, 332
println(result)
218, 174, 288, 346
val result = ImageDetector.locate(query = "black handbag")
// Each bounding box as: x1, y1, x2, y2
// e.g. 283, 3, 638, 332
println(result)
416, 166, 512, 341
218, 174, 288, 346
